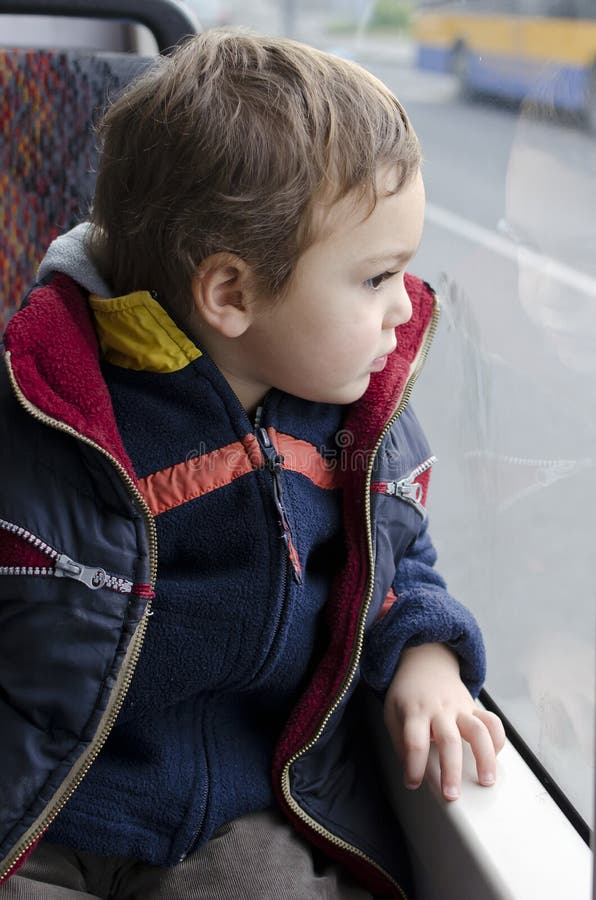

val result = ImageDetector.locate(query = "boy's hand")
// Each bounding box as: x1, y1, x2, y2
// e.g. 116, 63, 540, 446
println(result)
383, 642, 506, 801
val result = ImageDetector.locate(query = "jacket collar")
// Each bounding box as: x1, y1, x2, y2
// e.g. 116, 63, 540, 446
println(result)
343, 272, 436, 455
3, 274, 137, 480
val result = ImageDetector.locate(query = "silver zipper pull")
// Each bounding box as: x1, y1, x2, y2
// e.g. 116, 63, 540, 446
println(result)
385, 480, 423, 502
55, 554, 107, 590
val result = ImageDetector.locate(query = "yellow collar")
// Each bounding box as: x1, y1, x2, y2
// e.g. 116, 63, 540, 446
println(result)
89, 291, 201, 373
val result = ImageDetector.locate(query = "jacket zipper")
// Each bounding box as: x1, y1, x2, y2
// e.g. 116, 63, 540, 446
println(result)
177, 748, 211, 863
372, 456, 437, 518
0, 517, 141, 594
1, 350, 158, 882
279, 293, 440, 900
256, 427, 303, 584
178, 419, 296, 861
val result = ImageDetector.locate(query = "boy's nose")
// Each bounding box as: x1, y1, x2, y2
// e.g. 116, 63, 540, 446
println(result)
385, 281, 412, 329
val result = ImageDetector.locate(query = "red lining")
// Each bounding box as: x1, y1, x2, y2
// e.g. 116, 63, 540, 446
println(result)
0, 837, 41, 885
0, 529, 50, 569
4, 275, 137, 482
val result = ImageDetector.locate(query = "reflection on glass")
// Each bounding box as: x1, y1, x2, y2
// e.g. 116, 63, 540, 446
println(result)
504, 115, 596, 374
416, 98, 596, 825
493, 109, 595, 822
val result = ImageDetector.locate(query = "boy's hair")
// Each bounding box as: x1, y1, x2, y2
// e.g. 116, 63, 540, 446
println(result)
89, 29, 421, 317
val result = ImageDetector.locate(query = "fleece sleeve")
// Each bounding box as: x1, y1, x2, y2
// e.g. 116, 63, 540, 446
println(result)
360, 519, 486, 698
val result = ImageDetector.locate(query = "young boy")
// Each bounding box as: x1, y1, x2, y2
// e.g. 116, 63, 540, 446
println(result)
0, 30, 504, 899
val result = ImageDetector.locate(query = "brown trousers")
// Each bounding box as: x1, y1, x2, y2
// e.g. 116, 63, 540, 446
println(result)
0, 808, 374, 900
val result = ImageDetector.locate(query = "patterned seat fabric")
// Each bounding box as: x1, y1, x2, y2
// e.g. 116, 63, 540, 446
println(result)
0, 49, 154, 332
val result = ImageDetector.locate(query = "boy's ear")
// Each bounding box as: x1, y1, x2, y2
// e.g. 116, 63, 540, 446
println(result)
191, 254, 259, 338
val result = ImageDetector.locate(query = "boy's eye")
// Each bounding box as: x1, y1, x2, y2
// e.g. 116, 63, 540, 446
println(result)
364, 270, 398, 291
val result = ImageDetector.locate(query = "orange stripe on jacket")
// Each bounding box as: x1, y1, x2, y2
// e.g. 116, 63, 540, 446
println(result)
267, 428, 342, 491
377, 587, 398, 621
139, 436, 259, 516
139, 431, 341, 517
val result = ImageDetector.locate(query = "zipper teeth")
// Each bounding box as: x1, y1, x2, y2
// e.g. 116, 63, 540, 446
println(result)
104, 575, 132, 594
282, 766, 407, 899
0, 517, 134, 593
0, 566, 134, 593
407, 454, 437, 480
374, 455, 437, 494
4, 353, 158, 584
1, 351, 157, 881
0, 517, 59, 559
280, 294, 440, 900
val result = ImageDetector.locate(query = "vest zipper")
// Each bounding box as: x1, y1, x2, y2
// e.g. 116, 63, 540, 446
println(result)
1, 350, 158, 883
256, 426, 303, 584
0, 517, 144, 594
279, 292, 440, 900
372, 455, 437, 519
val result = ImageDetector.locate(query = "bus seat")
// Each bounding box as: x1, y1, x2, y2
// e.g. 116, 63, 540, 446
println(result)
0, 0, 199, 333
0, 50, 156, 332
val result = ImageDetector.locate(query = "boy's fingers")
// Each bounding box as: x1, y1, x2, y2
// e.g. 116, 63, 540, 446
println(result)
457, 712, 498, 786
400, 715, 431, 789
473, 708, 507, 753
431, 714, 463, 800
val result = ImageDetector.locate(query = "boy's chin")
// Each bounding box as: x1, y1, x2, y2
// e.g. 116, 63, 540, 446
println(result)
296, 380, 371, 407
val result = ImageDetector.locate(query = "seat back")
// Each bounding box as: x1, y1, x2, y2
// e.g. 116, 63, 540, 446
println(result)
0, 50, 155, 331
0, 0, 199, 331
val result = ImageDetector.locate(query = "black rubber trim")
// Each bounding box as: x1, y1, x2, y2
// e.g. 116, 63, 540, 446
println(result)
0, 0, 199, 52
479, 689, 592, 846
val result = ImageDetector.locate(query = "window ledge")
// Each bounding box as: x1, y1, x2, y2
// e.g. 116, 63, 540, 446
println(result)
368, 696, 593, 900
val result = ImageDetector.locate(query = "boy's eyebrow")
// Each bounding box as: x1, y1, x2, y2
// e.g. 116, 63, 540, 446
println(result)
360, 250, 414, 267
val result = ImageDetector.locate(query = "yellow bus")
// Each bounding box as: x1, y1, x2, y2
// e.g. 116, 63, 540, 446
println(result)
413, 1, 596, 123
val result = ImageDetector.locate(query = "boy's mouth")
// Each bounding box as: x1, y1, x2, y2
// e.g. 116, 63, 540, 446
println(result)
370, 354, 388, 372
371, 340, 396, 372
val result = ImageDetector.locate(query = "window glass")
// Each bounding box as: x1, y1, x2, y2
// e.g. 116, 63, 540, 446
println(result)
405, 2, 595, 828
228, 0, 595, 827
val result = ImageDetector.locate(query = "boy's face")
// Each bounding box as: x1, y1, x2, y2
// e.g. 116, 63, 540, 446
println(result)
232, 166, 425, 409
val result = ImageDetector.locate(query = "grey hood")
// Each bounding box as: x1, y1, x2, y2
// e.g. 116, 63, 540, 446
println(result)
37, 223, 114, 298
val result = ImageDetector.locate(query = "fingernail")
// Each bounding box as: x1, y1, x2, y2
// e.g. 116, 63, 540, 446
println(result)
405, 781, 420, 790
444, 785, 459, 799
481, 773, 495, 785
